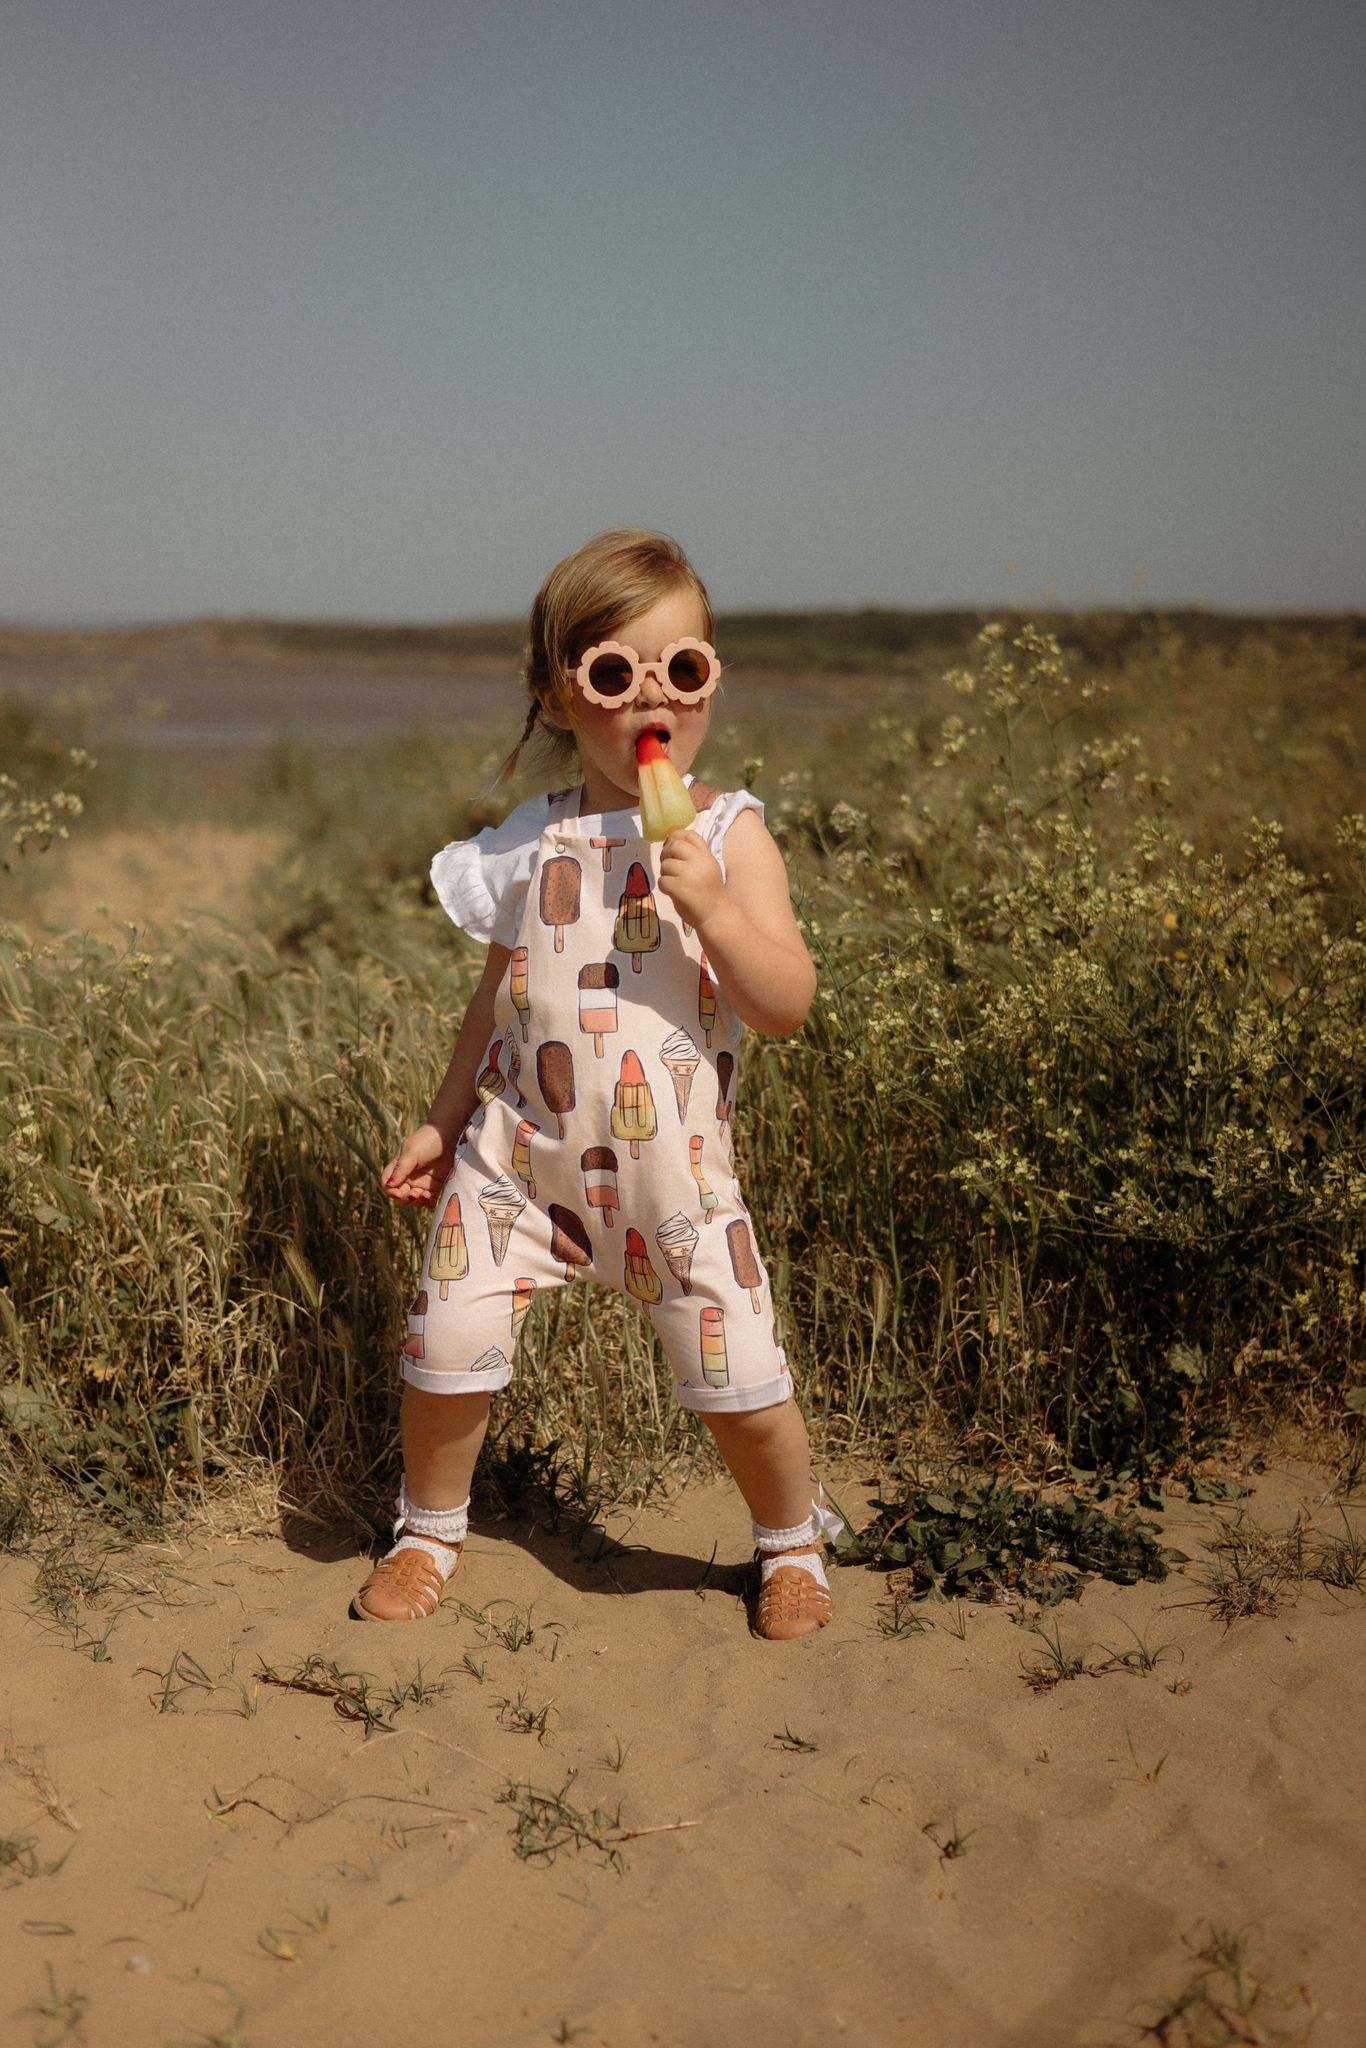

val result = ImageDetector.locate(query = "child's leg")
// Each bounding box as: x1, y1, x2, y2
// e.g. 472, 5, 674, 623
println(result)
702, 1399, 834, 1641
353, 1387, 493, 1622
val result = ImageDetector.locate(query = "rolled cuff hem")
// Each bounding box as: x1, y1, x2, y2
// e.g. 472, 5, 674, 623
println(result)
673, 1367, 793, 1415
401, 1360, 514, 1395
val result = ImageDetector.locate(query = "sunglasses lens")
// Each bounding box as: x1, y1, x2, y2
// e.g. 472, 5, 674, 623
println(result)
586, 652, 635, 698
667, 647, 713, 694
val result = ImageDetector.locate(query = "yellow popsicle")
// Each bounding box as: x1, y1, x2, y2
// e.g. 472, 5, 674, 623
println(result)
635, 733, 697, 843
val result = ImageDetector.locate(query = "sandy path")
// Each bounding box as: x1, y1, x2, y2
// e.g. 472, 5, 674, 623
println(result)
2, 1460, 1362, 2047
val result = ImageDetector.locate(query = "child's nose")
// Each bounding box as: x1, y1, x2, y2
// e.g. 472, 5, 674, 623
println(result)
636, 665, 668, 704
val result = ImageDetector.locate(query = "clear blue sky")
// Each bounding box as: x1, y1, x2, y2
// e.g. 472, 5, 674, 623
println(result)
3, 0, 1362, 622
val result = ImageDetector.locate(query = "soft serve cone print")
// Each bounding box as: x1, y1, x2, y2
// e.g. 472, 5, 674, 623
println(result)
660, 1029, 700, 1120
478, 1173, 525, 1267
655, 1212, 698, 1295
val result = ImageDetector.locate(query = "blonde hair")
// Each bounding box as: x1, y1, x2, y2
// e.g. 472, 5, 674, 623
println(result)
488, 529, 715, 793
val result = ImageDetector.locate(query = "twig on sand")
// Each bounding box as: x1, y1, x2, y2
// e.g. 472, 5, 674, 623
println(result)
614, 1820, 701, 1843
207, 1774, 472, 1832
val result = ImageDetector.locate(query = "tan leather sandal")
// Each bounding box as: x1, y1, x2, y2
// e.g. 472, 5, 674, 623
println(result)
352, 1537, 463, 1622
754, 1543, 833, 1642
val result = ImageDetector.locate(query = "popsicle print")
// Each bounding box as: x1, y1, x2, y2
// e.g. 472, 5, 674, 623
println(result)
727, 1217, 763, 1312
536, 1040, 576, 1138
589, 835, 626, 874
698, 955, 717, 1047
476, 1038, 506, 1103
615, 861, 661, 973
402, 1288, 428, 1361
504, 1024, 526, 1108
539, 855, 582, 953
623, 1227, 663, 1312
700, 1306, 729, 1388
510, 946, 531, 1042
655, 1211, 698, 1295
688, 1133, 718, 1225
511, 1278, 537, 1343
610, 1049, 657, 1161
512, 1118, 540, 1199
577, 962, 620, 1058
430, 1192, 468, 1301
549, 1203, 593, 1282
660, 1028, 700, 1120
715, 1050, 735, 1133
581, 1146, 620, 1229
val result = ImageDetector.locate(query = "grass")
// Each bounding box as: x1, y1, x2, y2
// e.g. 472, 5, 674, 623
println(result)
1120, 1922, 1317, 2046
2, 616, 1365, 1539
255, 1654, 456, 1737
498, 1773, 626, 1871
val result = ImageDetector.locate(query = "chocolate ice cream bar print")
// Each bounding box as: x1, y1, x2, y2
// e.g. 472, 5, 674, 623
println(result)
478, 1173, 525, 1266
403, 1289, 428, 1360
581, 1146, 620, 1228
714, 1051, 734, 1132
512, 1118, 539, 1199
660, 1028, 700, 1119
727, 1217, 763, 1311
577, 962, 620, 1057
430, 1192, 468, 1300
539, 854, 582, 952
610, 1049, 657, 1159
536, 1040, 576, 1137
615, 861, 660, 972
700, 1306, 729, 1387
623, 1227, 662, 1311
548, 1203, 593, 1282
511, 1278, 536, 1343
510, 946, 530, 1041
589, 834, 625, 873
689, 1134, 718, 1224
698, 956, 717, 1046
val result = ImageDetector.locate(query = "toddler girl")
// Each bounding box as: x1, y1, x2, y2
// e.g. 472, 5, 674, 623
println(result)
355, 529, 838, 1641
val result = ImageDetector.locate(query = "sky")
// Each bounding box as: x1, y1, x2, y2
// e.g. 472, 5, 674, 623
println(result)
2, 0, 1363, 623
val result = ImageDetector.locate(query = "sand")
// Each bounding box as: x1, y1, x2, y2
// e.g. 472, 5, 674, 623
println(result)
2, 1457, 1362, 2048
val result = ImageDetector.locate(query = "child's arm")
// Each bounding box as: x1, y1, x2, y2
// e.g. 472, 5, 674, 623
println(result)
659, 811, 816, 1037
382, 941, 513, 1206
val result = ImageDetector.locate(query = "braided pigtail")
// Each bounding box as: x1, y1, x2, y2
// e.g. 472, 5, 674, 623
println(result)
482, 695, 543, 799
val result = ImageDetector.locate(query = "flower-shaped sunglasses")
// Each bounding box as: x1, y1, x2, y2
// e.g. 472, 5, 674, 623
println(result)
571, 637, 721, 710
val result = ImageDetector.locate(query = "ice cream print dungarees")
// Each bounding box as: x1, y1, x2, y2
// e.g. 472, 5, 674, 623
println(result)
404, 783, 793, 1414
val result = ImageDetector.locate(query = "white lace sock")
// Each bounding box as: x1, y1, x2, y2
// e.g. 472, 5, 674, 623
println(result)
384, 1479, 469, 1579
752, 1499, 839, 1592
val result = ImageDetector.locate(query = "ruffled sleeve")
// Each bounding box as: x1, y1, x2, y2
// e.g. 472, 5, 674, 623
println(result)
698, 788, 765, 879
429, 793, 549, 948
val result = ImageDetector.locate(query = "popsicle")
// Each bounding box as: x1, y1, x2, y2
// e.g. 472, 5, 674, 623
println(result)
727, 1217, 763, 1312
635, 732, 697, 843
700, 1305, 730, 1388
512, 1117, 539, 1199
610, 1048, 657, 1160
476, 1039, 505, 1103
577, 962, 620, 1057
623, 1226, 663, 1310
402, 1288, 428, 1360
615, 861, 661, 972
549, 1202, 593, 1282
715, 1049, 735, 1132
504, 1024, 526, 1106
580, 1145, 620, 1229
430, 1191, 468, 1301
511, 1277, 537, 1343
589, 834, 626, 874
688, 1133, 718, 1225
539, 854, 582, 952
698, 956, 717, 1046
536, 1040, 576, 1138
510, 946, 530, 1042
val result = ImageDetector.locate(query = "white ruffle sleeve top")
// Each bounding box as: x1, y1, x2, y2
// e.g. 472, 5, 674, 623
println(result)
429, 776, 765, 948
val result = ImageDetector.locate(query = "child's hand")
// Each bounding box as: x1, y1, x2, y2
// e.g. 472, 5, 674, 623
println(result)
382, 1123, 456, 1208
657, 829, 727, 930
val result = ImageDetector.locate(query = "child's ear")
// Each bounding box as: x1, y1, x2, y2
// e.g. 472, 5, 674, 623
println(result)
538, 686, 574, 734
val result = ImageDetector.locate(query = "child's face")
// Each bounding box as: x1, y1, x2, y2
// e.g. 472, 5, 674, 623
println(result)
541, 583, 715, 815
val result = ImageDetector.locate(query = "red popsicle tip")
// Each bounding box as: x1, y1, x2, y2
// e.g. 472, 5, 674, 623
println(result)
635, 732, 667, 764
